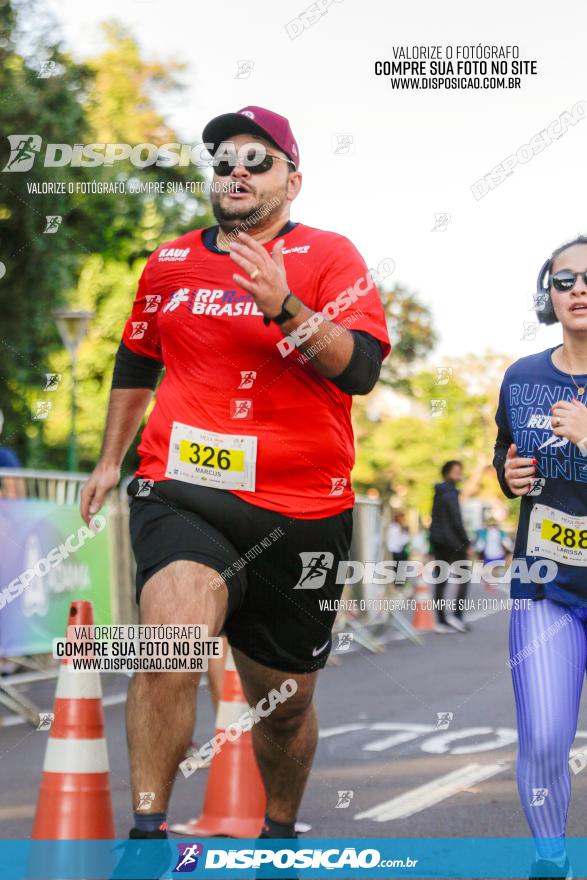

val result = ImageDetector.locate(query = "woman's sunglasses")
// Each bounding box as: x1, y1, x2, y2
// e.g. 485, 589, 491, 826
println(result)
549, 270, 587, 291
212, 152, 295, 177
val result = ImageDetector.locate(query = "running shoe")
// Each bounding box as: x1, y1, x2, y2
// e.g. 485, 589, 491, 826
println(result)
447, 616, 469, 633
434, 623, 457, 634
528, 856, 572, 879
110, 828, 171, 880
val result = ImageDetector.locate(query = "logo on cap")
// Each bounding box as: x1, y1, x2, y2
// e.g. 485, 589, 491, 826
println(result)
241, 110, 255, 119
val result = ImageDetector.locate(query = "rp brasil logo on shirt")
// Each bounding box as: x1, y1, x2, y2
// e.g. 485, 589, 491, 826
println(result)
163, 287, 265, 318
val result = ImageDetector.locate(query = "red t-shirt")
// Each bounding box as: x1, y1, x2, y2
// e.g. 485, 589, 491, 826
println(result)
121, 222, 391, 518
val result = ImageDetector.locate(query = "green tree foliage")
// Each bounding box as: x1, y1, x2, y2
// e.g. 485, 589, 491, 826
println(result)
0, 2, 211, 467
41, 255, 148, 472
0, 0, 93, 458
353, 352, 516, 520
80, 20, 212, 264
379, 282, 437, 388
86, 21, 182, 147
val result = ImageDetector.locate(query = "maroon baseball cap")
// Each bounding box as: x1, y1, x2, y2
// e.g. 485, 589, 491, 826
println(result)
202, 105, 300, 169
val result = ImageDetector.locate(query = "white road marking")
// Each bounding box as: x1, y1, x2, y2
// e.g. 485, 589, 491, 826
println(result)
354, 762, 507, 822
319, 723, 368, 739
362, 722, 436, 752
420, 726, 518, 754
321, 722, 520, 756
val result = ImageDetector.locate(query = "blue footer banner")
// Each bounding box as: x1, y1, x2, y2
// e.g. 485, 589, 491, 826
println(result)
0, 837, 580, 879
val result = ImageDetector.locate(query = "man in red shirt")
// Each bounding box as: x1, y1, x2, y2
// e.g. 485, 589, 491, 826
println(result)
81, 106, 390, 851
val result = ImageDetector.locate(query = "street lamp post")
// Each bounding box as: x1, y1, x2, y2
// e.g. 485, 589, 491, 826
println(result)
53, 309, 94, 472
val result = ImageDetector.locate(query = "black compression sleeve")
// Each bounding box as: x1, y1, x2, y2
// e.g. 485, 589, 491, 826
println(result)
329, 330, 383, 396
111, 341, 163, 390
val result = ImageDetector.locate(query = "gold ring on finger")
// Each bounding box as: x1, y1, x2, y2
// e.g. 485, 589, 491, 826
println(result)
250, 268, 259, 280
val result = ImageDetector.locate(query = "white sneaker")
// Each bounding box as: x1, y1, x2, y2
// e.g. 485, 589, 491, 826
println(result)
447, 616, 467, 633
434, 623, 457, 634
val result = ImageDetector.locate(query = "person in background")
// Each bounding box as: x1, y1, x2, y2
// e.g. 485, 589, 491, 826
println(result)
386, 511, 410, 563
475, 517, 513, 591
494, 235, 587, 880
429, 460, 472, 633
410, 518, 430, 559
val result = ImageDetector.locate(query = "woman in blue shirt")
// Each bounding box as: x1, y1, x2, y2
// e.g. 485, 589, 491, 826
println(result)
494, 236, 587, 880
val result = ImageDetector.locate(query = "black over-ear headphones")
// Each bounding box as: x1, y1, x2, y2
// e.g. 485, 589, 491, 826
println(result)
535, 236, 587, 325
535, 258, 557, 325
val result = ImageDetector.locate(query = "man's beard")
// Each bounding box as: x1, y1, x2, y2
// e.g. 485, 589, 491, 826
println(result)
211, 197, 257, 227
211, 187, 285, 230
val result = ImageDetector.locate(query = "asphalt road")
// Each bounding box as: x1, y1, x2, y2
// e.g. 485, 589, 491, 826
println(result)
2, 583, 587, 863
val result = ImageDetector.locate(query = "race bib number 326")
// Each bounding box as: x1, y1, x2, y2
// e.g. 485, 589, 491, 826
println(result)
166, 421, 257, 491
527, 503, 587, 567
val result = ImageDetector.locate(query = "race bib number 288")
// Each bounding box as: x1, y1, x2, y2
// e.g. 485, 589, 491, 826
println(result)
527, 503, 587, 567
166, 421, 257, 491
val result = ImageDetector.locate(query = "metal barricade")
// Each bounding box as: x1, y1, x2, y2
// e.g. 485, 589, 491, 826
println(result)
332, 495, 420, 654
0, 468, 86, 505
350, 495, 383, 599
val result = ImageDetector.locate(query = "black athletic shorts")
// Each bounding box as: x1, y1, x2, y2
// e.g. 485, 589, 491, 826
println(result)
127, 478, 353, 673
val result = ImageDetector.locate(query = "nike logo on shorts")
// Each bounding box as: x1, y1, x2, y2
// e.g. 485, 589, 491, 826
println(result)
312, 640, 330, 657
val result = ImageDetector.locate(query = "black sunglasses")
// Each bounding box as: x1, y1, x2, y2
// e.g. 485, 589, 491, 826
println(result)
549, 270, 587, 291
212, 152, 295, 176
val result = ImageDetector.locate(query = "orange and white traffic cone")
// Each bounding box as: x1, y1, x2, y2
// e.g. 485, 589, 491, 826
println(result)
32, 600, 115, 839
411, 580, 436, 631
171, 647, 265, 837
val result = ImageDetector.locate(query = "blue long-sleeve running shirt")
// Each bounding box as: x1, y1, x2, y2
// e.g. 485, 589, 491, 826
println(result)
494, 346, 587, 605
